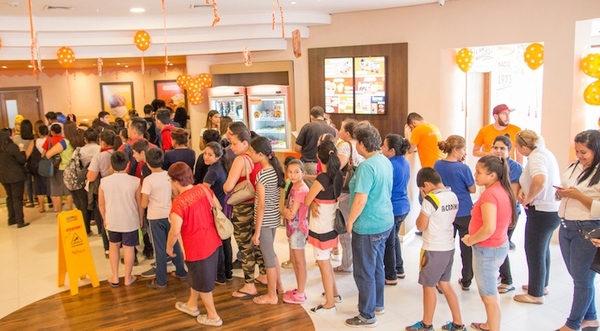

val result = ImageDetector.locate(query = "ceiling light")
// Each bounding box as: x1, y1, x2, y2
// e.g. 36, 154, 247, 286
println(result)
1, 66, 7, 69
28, 65, 33, 68
124, 65, 129, 68
168, 62, 173, 66
130, 7, 145, 13
116, 62, 121, 65
291, 1, 296, 4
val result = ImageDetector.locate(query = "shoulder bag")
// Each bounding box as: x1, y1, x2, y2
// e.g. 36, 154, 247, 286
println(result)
342, 141, 355, 191
199, 185, 234, 240
226, 156, 256, 205
332, 173, 347, 235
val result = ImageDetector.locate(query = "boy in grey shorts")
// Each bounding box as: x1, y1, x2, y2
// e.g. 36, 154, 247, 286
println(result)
406, 167, 466, 331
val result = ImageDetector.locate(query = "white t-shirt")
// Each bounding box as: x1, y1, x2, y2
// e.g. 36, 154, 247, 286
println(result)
141, 171, 172, 220
519, 146, 561, 212
420, 187, 458, 251
101, 173, 140, 232
79, 143, 101, 167
337, 140, 365, 168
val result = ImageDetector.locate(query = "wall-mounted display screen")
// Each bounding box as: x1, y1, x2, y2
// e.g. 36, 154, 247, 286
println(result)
324, 58, 354, 114
354, 57, 386, 114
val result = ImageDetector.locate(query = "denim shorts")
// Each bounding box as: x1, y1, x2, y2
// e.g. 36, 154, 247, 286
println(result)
472, 242, 509, 296
288, 229, 308, 250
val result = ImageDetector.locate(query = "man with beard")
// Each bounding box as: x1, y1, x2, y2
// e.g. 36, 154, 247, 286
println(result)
472, 104, 522, 163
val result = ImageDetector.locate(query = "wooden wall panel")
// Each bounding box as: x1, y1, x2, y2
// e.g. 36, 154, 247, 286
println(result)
308, 43, 408, 139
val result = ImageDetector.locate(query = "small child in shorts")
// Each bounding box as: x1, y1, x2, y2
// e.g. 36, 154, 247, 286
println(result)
281, 159, 310, 304
406, 167, 466, 331
99, 151, 144, 287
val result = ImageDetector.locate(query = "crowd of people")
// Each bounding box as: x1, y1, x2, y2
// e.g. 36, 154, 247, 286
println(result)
1, 102, 600, 331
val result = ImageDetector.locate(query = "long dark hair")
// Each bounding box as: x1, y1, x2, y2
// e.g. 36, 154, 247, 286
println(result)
574, 130, 600, 186
64, 122, 85, 148
20, 119, 35, 140
478, 155, 518, 228
250, 136, 285, 188
317, 140, 341, 183
0, 129, 14, 152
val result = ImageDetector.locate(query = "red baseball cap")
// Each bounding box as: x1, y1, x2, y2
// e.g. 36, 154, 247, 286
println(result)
492, 104, 515, 115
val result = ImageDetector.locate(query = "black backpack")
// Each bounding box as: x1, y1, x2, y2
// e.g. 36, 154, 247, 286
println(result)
27, 144, 42, 175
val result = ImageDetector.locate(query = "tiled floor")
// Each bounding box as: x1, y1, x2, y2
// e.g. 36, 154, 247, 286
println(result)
1, 205, 598, 330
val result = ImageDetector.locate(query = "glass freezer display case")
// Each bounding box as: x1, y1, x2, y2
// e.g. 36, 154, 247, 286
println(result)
207, 86, 247, 125
246, 85, 290, 150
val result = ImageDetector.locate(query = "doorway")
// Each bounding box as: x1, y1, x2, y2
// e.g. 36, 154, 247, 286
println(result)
0, 87, 45, 128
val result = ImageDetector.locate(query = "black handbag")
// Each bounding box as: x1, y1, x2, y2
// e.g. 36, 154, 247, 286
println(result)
38, 158, 55, 177
332, 173, 347, 235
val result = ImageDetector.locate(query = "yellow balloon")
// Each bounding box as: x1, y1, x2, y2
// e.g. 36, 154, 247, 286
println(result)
455, 48, 473, 73
584, 80, 600, 106
189, 92, 204, 105
176, 74, 192, 90
581, 54, 600, 78
56, 46, 75, 69
134, 30, 151, 52
524, 43, 544, 70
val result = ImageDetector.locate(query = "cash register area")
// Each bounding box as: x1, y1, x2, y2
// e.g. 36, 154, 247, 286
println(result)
1, 205, 599, 330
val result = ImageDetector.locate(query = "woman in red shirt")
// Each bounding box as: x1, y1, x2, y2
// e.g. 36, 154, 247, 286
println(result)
462, 155, 517, 331
167, 162, 223, 327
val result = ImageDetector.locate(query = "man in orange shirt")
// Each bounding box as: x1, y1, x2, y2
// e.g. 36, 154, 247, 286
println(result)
405, 112, 445, 168
472, 104, 522, 163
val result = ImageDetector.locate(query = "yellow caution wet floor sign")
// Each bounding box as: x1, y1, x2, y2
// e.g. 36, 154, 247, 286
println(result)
57, 209, 99, 295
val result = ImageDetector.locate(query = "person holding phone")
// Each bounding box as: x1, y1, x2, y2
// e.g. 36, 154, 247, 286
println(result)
554, 130, 600, 331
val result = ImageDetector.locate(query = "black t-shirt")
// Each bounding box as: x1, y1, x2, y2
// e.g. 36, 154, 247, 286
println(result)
315, 171, 343, 200
203, 160, 227, 207
194, 152, 210, 185
295, 119, 336, 162
163, 148, 196, 171
144, 117, 159, 146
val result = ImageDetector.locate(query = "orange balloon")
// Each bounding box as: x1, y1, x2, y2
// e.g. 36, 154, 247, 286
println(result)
197, 73, 213, 88
584, 80, 600, 106
581, 54, 600, 78
56, 46, 75, 69
176, 74, 192, 90
524, 43, 544, 70
189, 92, 204, 105
455, 48, 473, 73
187, 79, 201, 95
134, 30, 151, 52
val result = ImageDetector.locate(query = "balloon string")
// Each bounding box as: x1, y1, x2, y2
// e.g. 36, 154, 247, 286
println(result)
277, 0, 284, 38
66, 69, 72, 113
162, 0, 168, 76
141, 52, 145, 75
28, 0, 36, 75
208, 0, 220, 27
272, 0, 276, 30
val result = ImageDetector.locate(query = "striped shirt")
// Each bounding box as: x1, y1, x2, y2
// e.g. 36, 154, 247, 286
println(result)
254, 168, 281, 228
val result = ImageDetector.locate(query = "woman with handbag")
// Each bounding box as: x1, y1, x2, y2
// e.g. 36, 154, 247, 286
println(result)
223, 122, 267, 299
43, 123, 75, 212
0, 129, 29, 228
554, 130, 600, 331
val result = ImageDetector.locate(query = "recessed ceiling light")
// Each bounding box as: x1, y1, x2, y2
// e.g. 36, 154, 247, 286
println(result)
124, 65, 129, 68
291, 1, 296, 4
28, 65, 33, 68
116, 62, 121, 66
130, 7, 145, 13
1, 66, 7, 69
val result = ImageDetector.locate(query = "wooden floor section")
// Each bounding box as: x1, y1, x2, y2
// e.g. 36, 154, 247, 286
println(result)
0, 276, 315, 330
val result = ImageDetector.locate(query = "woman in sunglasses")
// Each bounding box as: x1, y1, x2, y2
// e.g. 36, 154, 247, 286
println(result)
555, 130, 600, 331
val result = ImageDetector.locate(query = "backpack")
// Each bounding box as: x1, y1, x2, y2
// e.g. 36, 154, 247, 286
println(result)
63, 147, 88, 191
27, 143, 42, 175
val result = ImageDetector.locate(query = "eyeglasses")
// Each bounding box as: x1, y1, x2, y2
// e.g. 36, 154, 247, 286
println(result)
580, 228, 600, 240
516, 132, 528, 147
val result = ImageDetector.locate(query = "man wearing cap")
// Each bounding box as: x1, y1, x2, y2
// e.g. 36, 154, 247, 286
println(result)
473, 104, 522, 163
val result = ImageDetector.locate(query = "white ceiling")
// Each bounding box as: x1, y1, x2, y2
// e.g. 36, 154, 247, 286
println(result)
0, 0, 437, 61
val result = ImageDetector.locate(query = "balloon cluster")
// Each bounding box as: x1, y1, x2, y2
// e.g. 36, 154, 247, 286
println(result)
455, 48, 473, 73
582, 54, 600, 106
523, 43, 544, 70
176, 73, 213, 105
56, 46, 75, 69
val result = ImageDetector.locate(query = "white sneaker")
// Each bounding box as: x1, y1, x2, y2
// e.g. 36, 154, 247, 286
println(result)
310, 304, 337, 314
321, 292, 342, 303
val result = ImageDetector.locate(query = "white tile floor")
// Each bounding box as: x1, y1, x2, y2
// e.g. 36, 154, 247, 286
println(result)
1, 205, 599, 330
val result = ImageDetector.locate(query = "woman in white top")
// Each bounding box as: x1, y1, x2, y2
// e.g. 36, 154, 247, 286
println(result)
555, 130, 600, 331
514, 129, 561, 304
199, 110, 220, 149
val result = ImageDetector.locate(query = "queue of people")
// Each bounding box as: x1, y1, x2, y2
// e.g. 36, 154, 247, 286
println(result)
3, 102, 600, 331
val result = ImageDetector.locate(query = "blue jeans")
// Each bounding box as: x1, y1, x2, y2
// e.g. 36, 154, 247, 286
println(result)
524, 206, 560, 297
384, 214, 407, 279
149, 218, 187, 286
559, 220, 600, 330
472, 242, 509, 296
352, 227, 392, 320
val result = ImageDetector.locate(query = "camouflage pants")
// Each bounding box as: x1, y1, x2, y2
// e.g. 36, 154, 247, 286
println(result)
232, 203, 266, 283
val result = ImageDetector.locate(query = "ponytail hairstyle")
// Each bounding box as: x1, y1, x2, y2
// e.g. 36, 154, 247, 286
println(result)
477, 155, 518, 228
317, 140, 341, 183
438, 135, 466, 155
100, 129, 121, 150
573, 130, 600, 186
385, 134, 410, 156
250, 136, 285, 188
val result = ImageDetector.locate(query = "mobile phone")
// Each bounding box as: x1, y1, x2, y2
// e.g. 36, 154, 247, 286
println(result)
553, 185, 563, 190
586, 228, 600, 239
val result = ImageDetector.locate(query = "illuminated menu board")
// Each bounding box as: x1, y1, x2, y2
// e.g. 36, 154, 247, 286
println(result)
324, 56, 386, 114
354, 57, 386, 114
324, 58, 354, 114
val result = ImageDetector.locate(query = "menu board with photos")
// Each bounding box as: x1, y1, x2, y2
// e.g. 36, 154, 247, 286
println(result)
324, 58, 354, 114
354, 57, 386, 114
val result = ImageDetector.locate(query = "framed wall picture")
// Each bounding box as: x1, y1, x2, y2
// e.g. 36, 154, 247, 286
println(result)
100, 82, 134, 119
154, 80, 188, 111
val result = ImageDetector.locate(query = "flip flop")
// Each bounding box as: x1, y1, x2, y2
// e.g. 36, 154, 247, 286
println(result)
471, 322, 490, 331
108, 281, 119, 288
513, 293, 544, 305
397, 273, 406, 279
125, 277, 137, 287
254, 279, 268, 286
521, 284, 549, 295
385, 280, 398, 286
252, 295, 278, 305
232, 290, 259, 299
497, 284, 516, 294
175, 301, 200, 317
333, 266, 352, 274
171, 271, 187, 281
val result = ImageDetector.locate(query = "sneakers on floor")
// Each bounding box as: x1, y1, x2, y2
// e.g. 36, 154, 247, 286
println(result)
321, 292, 342, 303
283, 289, 306, 304
375, 307, 385, 315
457, 278, 470, 291
405, 321, 433, 331
441, 321, 467, 331
345, 315, 377, 328
281, 260, 293, 269
141, 267, 156, 278
309, 304, 337, 314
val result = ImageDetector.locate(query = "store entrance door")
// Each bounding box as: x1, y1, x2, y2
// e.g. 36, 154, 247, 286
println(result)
0, 87, 44, 129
